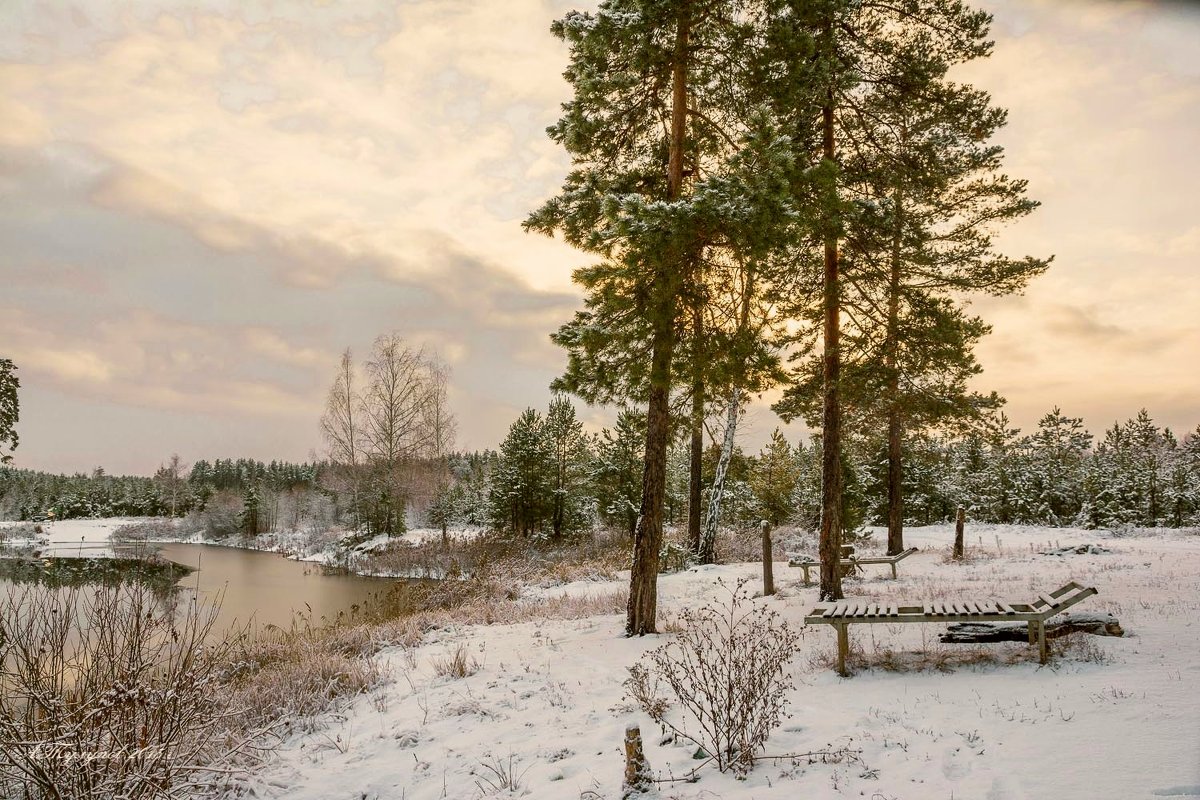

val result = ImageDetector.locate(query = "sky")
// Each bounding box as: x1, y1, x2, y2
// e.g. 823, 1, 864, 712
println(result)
1, 0, 1197, 476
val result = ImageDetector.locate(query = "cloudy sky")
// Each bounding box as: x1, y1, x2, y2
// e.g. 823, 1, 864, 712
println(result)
1, 0, 1197, 475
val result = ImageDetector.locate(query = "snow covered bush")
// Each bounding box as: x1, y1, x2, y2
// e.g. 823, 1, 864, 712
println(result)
624, 579, 800, 773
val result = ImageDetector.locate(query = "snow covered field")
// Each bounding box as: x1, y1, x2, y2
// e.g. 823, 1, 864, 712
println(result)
4, 519, 1197, 797
245, 523, 1200, 800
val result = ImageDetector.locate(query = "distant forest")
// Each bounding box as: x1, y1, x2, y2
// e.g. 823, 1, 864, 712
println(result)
2, 405, 1197, 534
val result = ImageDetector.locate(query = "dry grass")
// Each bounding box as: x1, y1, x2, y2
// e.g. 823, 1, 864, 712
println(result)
431, 642, 480, 679
355, 529, 630, 585
219, 614, 387, 735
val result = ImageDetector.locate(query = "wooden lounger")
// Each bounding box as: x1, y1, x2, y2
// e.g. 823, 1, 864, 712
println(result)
788, 547, 918, 585
803, 581, 1098, 676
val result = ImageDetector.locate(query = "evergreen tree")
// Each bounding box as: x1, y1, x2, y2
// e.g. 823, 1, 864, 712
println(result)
0, 358, 18, 464
543, 395, 595, 538
526, 0, 790, 634
239, 484, 262, 536
490, 408, 551, 537
749, 430, 801, 528
1020, 408, 1092, 525
594, 409, 646, 537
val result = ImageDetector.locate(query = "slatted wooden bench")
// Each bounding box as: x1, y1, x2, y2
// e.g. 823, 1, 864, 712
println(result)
788, 547, 919, 586
803, 581, 1098, 676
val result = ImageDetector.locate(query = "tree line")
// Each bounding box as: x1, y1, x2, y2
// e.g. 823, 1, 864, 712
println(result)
4, 398, 1196, 542
0, 457, 321, 525
430, 402, 1200, 539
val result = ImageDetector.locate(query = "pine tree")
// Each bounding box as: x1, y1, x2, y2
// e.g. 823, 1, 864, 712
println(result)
526, 1, 794, 634
1021, 408, 1092, 525
239, 484, 262, 536
0, 358, 18, 464
490, 408, 552, 537
543, 395, 595, 538
768, 1, 1046, 569
749, 430, 802, 528
594, 409, 646, 537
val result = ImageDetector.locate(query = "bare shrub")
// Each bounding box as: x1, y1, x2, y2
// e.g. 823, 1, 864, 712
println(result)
0, 522, 41, 543
0, 583, 271, 799
472, 752, 531, 795
112, 518, 183, 542
624, 579, 800, 773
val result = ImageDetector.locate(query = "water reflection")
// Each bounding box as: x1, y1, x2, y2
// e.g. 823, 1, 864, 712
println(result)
1, 542, 415, 637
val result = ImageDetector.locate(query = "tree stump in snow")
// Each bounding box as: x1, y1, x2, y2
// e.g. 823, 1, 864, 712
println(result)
622, 724, 652, 797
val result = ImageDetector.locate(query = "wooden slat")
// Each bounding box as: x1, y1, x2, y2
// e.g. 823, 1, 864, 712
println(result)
997, 601, 1017, 614
821, 604, 837, 618
1037, 593, 1059, 610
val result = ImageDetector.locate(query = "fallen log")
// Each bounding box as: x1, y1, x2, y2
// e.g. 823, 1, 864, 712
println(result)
940, 612, 1124, 643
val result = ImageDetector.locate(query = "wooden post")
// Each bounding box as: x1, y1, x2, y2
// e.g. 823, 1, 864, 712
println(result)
836, 624, 849, 677
953, 506, 965, 561
761, 520, 775, 596
1037, 620, 1049, 664
622, 724, 652, 797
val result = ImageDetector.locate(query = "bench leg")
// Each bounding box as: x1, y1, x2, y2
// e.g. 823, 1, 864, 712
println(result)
890, 563, 897, 580
1037, 620, 1049, 664
1027, 621, 1036, 645
836, 624, 849, 677
802, 565, 812, 586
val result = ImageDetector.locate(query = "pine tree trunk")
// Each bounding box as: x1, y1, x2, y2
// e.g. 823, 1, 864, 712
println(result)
818, 18, 844, 603
627, 3, 690, 636
887, 408, 904, 555
885, 195, 905, 556
629, 345, 672, 636
688, 306, 704, 556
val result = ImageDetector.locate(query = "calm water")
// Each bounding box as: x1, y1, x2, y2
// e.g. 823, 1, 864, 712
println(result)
0, 543, 412, 637
153, 543, 408, 634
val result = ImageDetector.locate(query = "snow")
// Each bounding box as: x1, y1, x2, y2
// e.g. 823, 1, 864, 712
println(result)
241, 523, 1200, 799
6, 519, 1197, 796
0, 516, 148, 557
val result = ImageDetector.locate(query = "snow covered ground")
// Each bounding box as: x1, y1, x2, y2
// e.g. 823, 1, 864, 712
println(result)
0, 516, 145, 557
4, 519, 1197, 797
243, 523, 1200, 800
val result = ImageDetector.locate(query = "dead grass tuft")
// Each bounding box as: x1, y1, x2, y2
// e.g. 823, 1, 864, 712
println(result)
431, 643, 480, 679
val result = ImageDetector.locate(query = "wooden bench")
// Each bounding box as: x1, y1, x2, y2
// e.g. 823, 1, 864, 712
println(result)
788, 547, 918, 586
803, 581, 1098, 676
